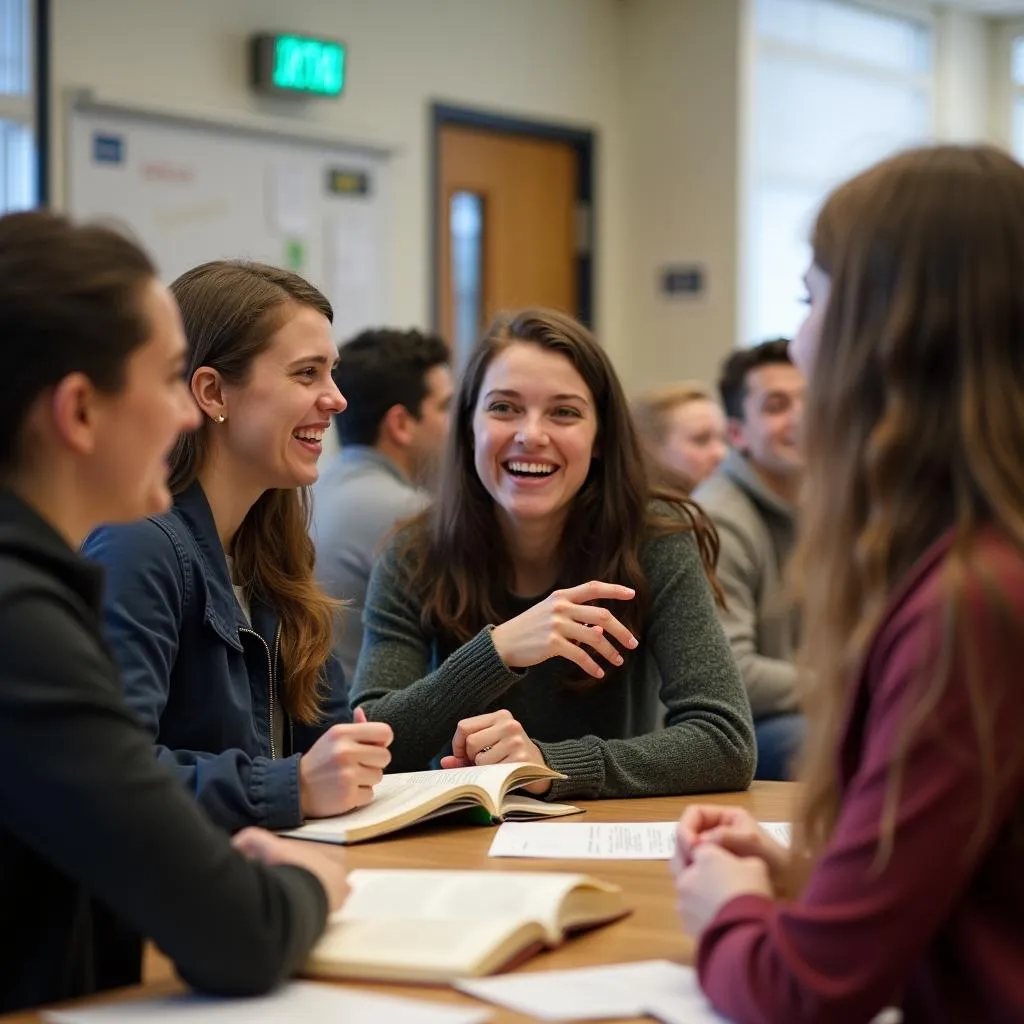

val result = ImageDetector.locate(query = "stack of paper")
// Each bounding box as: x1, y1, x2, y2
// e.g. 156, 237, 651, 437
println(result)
488, 820, 792, 859
456, 960, 727, 1023
45, 981, 490, 1024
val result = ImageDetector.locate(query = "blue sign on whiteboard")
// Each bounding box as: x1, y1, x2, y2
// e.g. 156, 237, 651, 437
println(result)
93, 134, 125, 164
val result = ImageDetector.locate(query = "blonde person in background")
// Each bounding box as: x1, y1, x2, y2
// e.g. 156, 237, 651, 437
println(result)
632, 382, 728, 494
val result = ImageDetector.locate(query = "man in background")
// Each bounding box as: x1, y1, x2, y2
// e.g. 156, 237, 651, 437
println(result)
313, 329, 453, 681
694, 339, 806, 779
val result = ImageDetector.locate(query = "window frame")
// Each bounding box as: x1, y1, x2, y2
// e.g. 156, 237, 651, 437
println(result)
0, 0, 38, 212
740, 0, 936, 345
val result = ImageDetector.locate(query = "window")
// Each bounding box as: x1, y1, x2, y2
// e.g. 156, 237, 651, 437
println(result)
0, 0, 35, 213
745, 0, 933, 343
1011, 35, 1024, 161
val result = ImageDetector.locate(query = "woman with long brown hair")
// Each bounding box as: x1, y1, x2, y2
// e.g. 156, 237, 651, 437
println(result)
672, 145, 1024, 1022
352, 308, 755, 799
85, 261, 392, 834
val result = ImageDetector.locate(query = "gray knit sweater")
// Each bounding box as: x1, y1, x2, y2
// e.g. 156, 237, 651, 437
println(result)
351, 520, 756, 801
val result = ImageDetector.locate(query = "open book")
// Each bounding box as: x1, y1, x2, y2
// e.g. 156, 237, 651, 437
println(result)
305, 869, 629, 983
282, 763, 581, 845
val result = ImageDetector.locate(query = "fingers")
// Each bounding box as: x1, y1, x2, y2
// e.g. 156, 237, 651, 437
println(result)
353, 706, 367, 724
231, 827, 280, 861
330, 720, 393, 748
676, 805, 737, 863
451, 710, 511, 759
321, 723, 393, 762
465, 721, 514, 762
565, 620, 625, 669
473, 728, 540, 768
561, 580, 637, 605
553, 635, 606, 678
439, 755, 472, 769
567, 603, 639, 651
700, 826, 765, 860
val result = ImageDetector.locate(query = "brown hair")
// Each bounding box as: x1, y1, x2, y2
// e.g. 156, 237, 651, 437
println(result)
402, 308, 722, 688
790, 145, 1024, 866
168, 261, 338, 724
631, 382, 720, 494
0, 211, 155, 473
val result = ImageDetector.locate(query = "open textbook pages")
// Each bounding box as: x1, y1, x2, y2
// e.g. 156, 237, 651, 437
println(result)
305, 869, 628, 983
282, 762, 580, 844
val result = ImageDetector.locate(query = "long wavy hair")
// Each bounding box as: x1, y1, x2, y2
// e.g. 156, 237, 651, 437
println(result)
790, 145, 1024, 866
168, 261, 339, 724
402, 308, 722, 689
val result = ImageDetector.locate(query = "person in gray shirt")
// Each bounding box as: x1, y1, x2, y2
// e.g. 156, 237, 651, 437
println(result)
313, 329, 453, 680
694, 339, 806, 780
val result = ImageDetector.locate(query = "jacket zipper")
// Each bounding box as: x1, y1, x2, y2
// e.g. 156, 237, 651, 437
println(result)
239, 626, 280, 760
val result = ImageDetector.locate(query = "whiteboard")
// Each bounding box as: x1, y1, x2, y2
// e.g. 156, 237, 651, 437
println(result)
66, 95, 392, 346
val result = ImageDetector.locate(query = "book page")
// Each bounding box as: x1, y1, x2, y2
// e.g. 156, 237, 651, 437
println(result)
336, 869, 606, 939
280, 765, 529, 842
499, 794, 582, 820
489, 821, 678, 859
45, 980, 490, 1024
308, 917, 530, 981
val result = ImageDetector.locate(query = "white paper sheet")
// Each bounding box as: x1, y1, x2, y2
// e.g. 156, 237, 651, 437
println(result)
761, 821, 792, 847
46, 981, 490, 1024
264, 164, 311, 236
456, 960, 727, 1023
489, 821, 678, 859
488, 821, 793, 859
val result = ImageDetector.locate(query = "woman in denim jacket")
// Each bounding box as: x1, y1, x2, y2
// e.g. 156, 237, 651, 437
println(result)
85, 261, 392, 834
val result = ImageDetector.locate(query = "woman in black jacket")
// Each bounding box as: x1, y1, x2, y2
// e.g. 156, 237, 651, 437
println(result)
0, 210, 347, 1013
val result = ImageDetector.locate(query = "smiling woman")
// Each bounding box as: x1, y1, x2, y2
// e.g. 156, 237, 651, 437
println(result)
83, 261, 394, 837
351, 308, 756, 801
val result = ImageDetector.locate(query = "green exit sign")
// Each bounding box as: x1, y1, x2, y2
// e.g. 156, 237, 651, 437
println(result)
251, 33, 346, 98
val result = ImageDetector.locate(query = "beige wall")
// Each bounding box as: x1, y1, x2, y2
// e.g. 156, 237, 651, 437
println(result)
620, 0, 743, 390
49, 0, 630, 367
48, 0, 1015, 394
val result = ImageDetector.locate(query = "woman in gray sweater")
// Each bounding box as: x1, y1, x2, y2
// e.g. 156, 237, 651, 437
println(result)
351, 309, 755, 801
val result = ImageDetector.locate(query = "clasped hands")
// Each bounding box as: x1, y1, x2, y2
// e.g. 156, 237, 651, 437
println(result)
670, 805, 788, 939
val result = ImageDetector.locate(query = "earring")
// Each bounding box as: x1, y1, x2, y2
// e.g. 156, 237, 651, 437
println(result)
214, 414, 226, 424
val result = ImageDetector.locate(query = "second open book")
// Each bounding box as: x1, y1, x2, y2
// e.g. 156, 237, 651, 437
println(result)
282, 762, 581, 844
305, 869, 628, 983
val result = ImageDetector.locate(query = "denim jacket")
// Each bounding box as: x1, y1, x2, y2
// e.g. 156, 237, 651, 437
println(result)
83, 482, 351, 833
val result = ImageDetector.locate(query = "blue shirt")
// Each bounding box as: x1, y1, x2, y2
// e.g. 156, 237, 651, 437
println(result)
84, 482, 352, 833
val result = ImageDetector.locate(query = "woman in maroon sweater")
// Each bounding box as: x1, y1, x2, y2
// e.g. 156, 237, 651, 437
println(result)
672, 144, 1024, 1024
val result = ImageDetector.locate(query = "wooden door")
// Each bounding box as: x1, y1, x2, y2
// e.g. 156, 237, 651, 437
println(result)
438, 124, 578, 362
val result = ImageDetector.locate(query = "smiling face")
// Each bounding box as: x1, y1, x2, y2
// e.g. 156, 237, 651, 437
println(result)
216, 302, 346, 489
471, 342, 598, 529
730, 361, 806, 480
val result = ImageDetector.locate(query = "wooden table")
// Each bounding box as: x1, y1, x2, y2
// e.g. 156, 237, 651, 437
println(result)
5, 783, 796, 1023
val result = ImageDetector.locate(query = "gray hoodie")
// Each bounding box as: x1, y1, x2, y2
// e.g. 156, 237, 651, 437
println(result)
693, 450, 800, 718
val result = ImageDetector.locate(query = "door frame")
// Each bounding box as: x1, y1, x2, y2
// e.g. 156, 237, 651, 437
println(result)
430, 102, 596, 337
